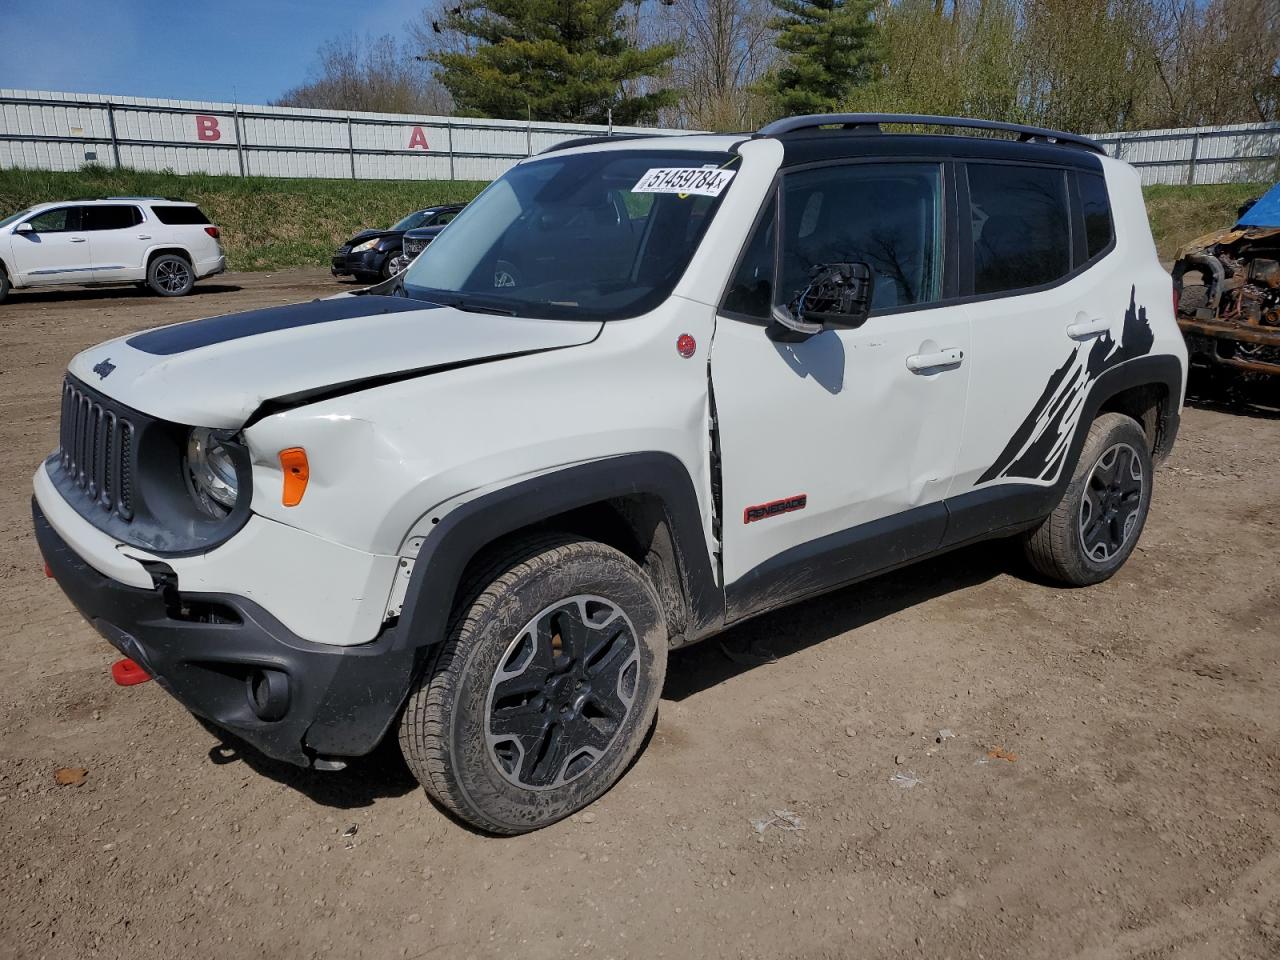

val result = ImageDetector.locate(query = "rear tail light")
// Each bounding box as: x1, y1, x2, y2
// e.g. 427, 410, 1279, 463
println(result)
205, 226, 220, 239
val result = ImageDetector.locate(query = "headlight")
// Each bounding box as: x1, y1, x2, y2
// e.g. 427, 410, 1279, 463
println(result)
185, 427, 239, 518
351, 237, 381, 252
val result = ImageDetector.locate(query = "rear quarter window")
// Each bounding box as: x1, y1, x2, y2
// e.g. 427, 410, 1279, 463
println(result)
968, 164, 1072, 295
150, 205, 211, 225
1077, 172, 1113, 260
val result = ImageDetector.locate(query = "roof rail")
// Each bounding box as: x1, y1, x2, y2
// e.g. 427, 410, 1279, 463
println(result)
755, 113, 1105, 155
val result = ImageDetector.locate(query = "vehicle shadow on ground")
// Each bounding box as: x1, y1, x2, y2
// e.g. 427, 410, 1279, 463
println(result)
198, 719, 419, 809
1184, 368, 1280, 420
663, 540, 1011, 702
202, 540, 1011, 814
2, 283, 243, 305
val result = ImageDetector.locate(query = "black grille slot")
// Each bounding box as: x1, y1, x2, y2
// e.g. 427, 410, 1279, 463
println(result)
58, 378, 134, 521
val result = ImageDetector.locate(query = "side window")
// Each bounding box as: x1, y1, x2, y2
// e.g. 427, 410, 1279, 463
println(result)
85, 205, 143, 231
26, 207, 81, 233
1077, 172, 1113, 260
433, 211, 458, 226
968, 164, 1071, 294
723, 198, 776, 319
777, 163, 943, 313
150, 205, 211, 225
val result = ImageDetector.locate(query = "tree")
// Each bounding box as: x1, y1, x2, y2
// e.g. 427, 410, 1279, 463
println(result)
758, 0, 878, 117
646, 0, 777, 130
422, 0, 680, 124
276, 34, 452, 115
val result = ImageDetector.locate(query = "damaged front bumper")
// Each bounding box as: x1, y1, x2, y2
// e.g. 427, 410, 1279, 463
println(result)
33, 499, 423, 768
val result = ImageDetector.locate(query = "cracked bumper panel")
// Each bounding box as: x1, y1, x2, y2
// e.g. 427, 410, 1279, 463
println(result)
33, 499, 421, 766
32, 465, 399, 647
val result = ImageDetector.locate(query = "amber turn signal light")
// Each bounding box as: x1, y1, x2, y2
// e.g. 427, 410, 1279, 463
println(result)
278, 447, 309, 506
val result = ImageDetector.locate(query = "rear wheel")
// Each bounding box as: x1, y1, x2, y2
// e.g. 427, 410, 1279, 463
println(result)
147, 254, 194, 297
1023, 412, 1153, 586
399, 535, 667, 834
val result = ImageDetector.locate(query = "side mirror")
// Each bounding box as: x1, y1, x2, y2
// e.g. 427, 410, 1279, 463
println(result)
772, 262, 875, 339
15, 222, 34, 234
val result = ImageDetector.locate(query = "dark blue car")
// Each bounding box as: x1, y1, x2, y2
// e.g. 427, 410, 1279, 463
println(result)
331, 204, 465, 282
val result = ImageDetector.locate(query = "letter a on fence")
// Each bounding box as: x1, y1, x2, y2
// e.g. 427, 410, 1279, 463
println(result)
408, 126, 430, 150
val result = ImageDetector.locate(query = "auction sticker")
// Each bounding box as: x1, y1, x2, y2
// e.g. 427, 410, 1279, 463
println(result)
632, 167, 736, 197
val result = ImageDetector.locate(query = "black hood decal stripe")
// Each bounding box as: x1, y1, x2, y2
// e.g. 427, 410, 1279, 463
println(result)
127, 296, 435, 356
242, 343, 583, 428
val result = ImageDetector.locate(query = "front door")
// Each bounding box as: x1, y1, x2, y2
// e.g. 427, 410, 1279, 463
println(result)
9, 206, 92, 284
712, 161, 970, 621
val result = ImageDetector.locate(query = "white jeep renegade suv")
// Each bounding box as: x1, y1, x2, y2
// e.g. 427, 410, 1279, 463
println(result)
33, 115, 1187, 834
0, 197, 224, 302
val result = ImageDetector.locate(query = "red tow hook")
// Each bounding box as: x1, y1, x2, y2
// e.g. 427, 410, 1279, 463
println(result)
111, 658, 152, 686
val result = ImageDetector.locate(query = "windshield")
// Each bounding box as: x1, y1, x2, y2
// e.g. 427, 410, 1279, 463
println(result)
393, 211, 431, 231
402, 148, 740, 320
0, 207, 34, 230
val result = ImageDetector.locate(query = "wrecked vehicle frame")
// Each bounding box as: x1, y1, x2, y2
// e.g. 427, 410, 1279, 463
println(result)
1173, 184, 1280, 377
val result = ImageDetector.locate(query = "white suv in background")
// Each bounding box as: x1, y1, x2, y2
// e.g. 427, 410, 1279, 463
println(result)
0, 197, 225, 302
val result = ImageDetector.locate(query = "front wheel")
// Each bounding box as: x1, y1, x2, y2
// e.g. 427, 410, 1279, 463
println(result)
399, 535, 668, 834
1023, 412, 1153, 586
147, 254, 194, 296
0, 265, 9, 303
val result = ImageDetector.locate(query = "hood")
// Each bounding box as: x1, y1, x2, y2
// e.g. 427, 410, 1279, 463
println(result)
68, 296, 602, 429
343, 228, 401, 246
404, 225, 445, 240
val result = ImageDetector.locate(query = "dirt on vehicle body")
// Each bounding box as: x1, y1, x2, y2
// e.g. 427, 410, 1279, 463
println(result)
1173, 184, 1280, 377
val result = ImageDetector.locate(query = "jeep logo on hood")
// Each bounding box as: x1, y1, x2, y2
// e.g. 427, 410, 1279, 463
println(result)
91, 358, 116, 379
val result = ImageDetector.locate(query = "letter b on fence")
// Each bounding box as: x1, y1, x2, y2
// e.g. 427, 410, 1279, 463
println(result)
195, 115, 222, 142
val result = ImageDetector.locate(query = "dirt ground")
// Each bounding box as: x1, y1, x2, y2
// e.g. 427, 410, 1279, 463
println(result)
1, 270, 1277, 960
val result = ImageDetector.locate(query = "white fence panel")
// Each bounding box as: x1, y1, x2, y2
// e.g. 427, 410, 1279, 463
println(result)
0, 88, 692, 183
3, 89, 1277, 186
1094, 122, 1280, 186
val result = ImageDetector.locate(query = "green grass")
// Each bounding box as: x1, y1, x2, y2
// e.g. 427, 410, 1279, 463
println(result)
0, 167, 487, 272
1144, 182, 1268, 261
0, 166, 1268, 271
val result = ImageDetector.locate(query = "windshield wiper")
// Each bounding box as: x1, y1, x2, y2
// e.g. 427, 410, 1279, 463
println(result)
445, 298, 518, 317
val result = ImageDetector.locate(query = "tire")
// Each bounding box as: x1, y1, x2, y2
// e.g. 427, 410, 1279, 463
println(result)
1023, 412, 1153, 586
399, 535, 668, 835
147, 254, 194, 297
380, 253, 397, 281
0, 265, 9, 304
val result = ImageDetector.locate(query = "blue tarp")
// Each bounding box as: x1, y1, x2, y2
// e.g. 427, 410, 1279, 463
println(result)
1236, 181, 1280, 228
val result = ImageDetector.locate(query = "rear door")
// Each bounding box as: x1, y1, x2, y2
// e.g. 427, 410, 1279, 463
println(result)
712, 160, 970, 620
9, 206, 92, 284
946, 160, 1135, 543
84, 204, 148, 281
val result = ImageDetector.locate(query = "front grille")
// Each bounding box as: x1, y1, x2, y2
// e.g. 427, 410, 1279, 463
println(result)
59, 378, 134, 521
403, 238, 430, 256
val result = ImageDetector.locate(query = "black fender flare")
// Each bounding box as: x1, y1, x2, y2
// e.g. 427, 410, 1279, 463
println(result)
391, 451, 725, 655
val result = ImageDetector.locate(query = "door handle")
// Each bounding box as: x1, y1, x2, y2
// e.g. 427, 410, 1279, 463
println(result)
905, 347, 964, 372
69, 237, 87, 243
137, 234, 152, 240
1066, 318, 1110, 340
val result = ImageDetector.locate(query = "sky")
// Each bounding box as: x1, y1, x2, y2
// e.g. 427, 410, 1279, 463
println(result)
0, 0, 428, 105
